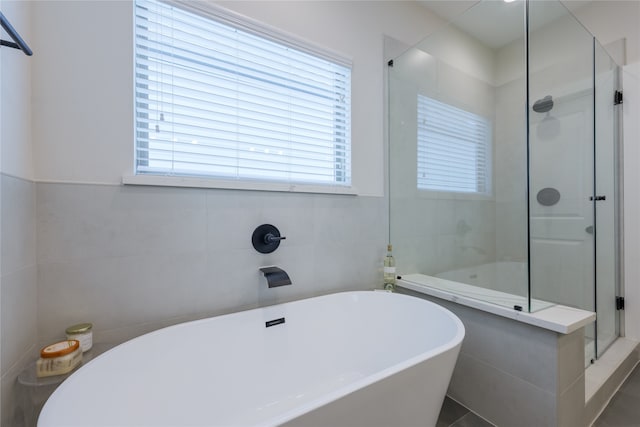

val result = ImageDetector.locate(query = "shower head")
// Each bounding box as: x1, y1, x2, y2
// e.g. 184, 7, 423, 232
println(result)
533, 95, 554, 113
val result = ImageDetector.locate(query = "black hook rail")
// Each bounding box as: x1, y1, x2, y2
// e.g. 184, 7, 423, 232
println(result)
0, 12, 32, 56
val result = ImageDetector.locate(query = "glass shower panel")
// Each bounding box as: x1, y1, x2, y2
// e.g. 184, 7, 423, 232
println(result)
389, 0, 622, 365
389, 0, 529, 310
527, 0, 596, 362
594, 40, 621, 358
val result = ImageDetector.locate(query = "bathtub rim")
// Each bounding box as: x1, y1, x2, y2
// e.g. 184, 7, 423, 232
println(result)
38, 290, 465, 427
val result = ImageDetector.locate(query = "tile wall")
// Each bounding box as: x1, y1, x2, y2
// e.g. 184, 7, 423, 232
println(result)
1, 174, 37, 426
36, 183, 387, 348
400, 287, 586, 427
0, 180, 385, 424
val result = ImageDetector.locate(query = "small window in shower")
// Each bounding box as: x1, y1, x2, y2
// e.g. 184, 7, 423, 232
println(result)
417, 95, 492, 195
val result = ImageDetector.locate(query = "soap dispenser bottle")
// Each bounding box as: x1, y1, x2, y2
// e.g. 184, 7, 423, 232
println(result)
383, 244, 396, 291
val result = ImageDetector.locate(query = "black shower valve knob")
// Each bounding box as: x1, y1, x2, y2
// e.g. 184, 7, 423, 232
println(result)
252, 224, 286, 254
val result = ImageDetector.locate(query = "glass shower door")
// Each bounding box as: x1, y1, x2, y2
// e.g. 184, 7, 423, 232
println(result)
594, 40, 622, 358
527, 0, 597, 364
527, 0, 622, 363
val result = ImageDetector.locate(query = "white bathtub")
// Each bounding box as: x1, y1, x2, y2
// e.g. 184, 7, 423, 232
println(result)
38, 291, 464, 427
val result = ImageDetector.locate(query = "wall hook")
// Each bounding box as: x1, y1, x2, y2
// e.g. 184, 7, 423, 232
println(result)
0, 12, 33, 56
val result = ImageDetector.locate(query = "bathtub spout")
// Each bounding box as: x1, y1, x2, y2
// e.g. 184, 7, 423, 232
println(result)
259, 266, 292, 288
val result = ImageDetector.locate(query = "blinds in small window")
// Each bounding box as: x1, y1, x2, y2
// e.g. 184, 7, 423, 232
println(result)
134, 0, 352, 186
417, 95, 491, 194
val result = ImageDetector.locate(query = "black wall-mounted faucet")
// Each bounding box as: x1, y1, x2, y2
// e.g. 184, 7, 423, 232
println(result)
259, 266, 292, 288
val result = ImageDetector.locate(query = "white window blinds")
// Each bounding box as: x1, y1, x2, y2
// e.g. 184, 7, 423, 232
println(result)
417, 95, 492, 194
134, 0, 352, 186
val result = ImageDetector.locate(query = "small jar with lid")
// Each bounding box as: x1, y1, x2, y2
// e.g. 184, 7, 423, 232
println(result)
65, 323, 93, 352
36, 340, 82, 377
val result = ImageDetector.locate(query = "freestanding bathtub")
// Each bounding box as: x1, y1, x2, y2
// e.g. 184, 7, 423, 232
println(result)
38, 291, 464, 427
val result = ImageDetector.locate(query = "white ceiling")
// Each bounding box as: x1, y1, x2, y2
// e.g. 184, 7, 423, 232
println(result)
417, 0, 594, 49
417, 1, 479, 22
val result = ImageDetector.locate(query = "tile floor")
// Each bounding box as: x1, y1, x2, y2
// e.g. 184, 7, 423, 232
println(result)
594, 363, 640, 426
436, 397, 494, 427
436, 363, 640, 427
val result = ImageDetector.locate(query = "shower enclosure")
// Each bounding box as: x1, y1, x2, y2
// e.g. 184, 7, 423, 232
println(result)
388, 0, 622, 364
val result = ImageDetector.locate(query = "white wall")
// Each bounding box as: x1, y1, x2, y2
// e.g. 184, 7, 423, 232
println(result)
32, 1, 133, 187
569, 1, 640, 66
0, 1, 37, 425
1, 1, 33, 181
32, 0, 442, 197
622, 62, 640, 340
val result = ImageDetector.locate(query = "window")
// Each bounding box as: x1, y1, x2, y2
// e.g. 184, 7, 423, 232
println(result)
134, 0, 351, 188
417, 95, 491, 194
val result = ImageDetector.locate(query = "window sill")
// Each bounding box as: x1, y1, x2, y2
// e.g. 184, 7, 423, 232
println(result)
413, 189, 495, 201
122, 174, 359, 196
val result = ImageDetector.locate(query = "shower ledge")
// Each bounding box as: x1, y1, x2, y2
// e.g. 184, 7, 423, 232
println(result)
398, 274, 595, 334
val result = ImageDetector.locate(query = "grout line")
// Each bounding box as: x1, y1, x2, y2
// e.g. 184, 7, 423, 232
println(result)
450, 411, 469, 426
444, 395, 496, 427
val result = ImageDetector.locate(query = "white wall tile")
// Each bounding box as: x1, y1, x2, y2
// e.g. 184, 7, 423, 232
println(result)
1, 266, 37, 374
2, 345, 37, 427
557, 329, 585, 395
419, 292, 560, 393
37, 251, 209, 346
205, 190, 316, 251
2, 175, 36, 277
312, 195, 385, 247
401, 288, 587, 427
0, 174, 38, 425
557, 374, 586, 427
94, 314, 197, 348
37, 183, 386, 346
37, 183, 207, 264
449, 352, 556, 427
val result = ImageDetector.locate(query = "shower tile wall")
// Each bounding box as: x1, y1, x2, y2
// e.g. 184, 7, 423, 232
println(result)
1, 174, 37, 426
389, 31, 499, 278
36, 183, 386, 347
392, 198, 496, 277
494, 77, 528, 265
